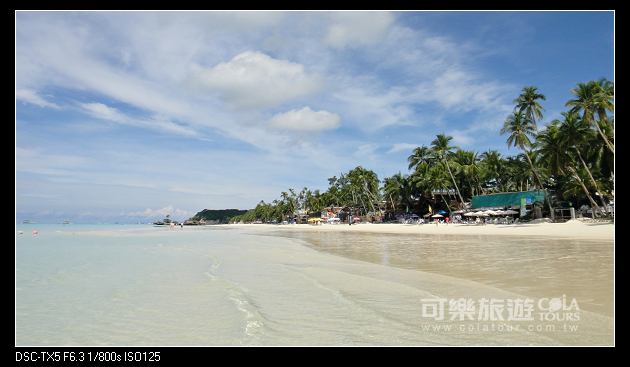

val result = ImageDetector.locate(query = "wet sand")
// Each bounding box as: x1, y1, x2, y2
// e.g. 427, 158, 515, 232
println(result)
225, 220, 614, 318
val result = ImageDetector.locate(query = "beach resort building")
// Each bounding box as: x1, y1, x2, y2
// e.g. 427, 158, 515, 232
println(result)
472, 190, 549, 209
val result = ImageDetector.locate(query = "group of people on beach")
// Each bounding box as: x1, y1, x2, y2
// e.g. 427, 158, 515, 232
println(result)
414, 216, 494, 226
169, 222, 184, 230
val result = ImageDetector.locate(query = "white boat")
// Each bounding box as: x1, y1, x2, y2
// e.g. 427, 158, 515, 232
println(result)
22, 220, 35, 224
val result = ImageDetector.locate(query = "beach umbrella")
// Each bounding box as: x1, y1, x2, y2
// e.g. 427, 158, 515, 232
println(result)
353, 217, 360, 220
431, 214, 443, 218
409, 214, 419, 217
395, 214, 403, 218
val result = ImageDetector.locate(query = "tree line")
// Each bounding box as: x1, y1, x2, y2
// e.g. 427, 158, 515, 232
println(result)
230, 78, 613, 223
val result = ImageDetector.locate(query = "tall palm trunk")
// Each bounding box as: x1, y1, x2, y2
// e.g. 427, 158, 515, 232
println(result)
440, 193, 452, 215
592, 117, 614, 154
521, 146, 554, 221
565, 165, 605, 217
443, 156, 465, 205
574, 147, 609, 216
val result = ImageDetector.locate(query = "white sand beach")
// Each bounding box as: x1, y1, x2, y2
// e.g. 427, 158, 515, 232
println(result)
227, 219, 614, 240
227, 218, 615, 323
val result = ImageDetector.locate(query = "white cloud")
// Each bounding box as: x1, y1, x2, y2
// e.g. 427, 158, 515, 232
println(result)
353, 143, 380, 160
448, 130, 476, 147
78, 102, 200, 138
387, 143, 418, 154
419, 68, 510, 112
80, 102, 127, 122
15, 147, 87, 176
324, 12, 395, 49
267, 106, 340, 132
123, 205, 194, 219
332, 84, 415, 131
190, 51, 324, 110
15, 89, 59, 109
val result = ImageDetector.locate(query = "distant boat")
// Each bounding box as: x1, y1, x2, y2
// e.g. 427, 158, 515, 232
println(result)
62, 220, 72, 225
22, 220, 35, 224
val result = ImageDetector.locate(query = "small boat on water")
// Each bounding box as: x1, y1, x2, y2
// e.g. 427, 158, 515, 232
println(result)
62, 220, 72, 225
22, 220, 35, 224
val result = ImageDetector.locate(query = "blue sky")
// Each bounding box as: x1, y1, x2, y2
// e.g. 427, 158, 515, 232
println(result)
15, 11, 614, 223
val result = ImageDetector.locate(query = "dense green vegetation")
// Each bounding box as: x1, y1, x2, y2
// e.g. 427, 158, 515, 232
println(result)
230, 78, 613, 223
190, 209, 249, 224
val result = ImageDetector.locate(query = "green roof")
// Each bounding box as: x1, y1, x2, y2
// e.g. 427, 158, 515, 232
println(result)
471, 190, 549, 208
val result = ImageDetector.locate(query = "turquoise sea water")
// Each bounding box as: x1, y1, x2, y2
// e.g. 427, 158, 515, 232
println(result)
15, 224, 614, 346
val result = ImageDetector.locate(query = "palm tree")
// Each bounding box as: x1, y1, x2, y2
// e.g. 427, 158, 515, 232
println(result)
555, 110, 609, 216
383, 172, 413, 214
347, 166, 381, 215
505, 154, 532, 192
280, 191, 296, 217
566, 81, 614, 154
407, 145, 433, 171
588, 116, 614, 186
301, 188, 313, 213
561, 167, 603, 204
452, 149, 483, 198
425, 162, 454, 214
480, 150, 505, 193
535, 122, 605, 217
323, 184, 342, 208
514, 86, 547, 134
430, 133, 465, 205
534, 124, 569, 179
500, 111, 554, 220
592, 78, 614, 128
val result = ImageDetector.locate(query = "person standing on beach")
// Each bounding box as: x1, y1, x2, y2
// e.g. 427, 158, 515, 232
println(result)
445, 217, 449, 225
180, 222, 183, 230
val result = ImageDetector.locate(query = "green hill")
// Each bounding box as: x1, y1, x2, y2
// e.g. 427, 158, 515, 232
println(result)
190, 209, 249, 224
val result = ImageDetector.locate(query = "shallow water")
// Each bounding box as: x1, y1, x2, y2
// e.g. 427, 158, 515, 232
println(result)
265, 230, 614, 318
15, 224, 614, 346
